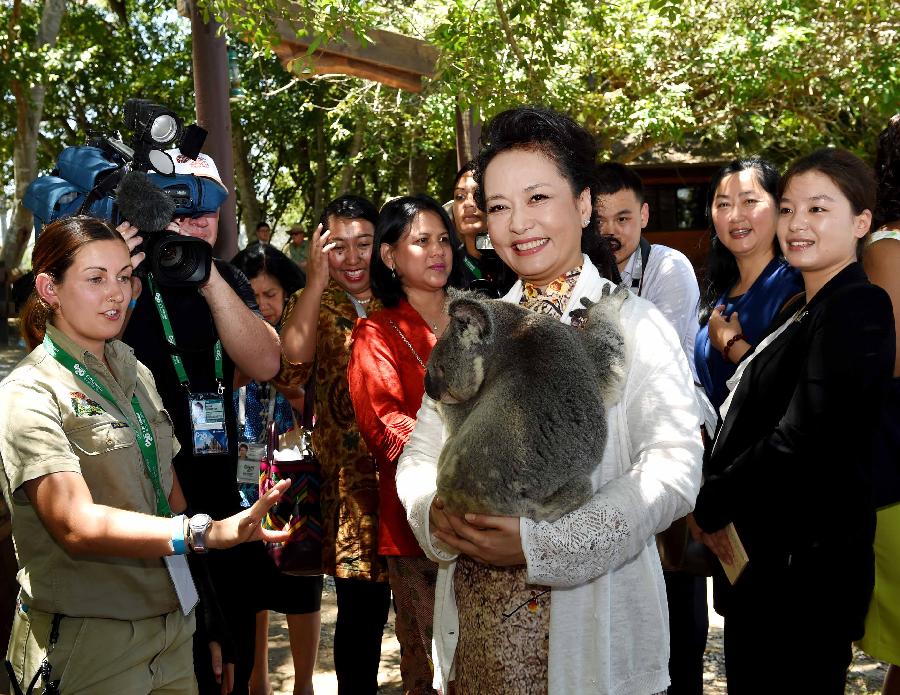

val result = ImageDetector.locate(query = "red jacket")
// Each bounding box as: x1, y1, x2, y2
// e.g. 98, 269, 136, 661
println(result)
349, 299, 436, 556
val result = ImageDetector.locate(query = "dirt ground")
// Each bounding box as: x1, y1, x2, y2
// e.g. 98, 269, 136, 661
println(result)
265, 577, 888, 695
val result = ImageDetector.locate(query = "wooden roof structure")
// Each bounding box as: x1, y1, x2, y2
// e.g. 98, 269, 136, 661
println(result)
270, 22, 439, 93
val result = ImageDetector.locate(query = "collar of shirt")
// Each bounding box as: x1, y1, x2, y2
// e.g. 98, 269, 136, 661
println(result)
520, 266, 583, 319
43, 324, 138, 401
619, 247, 642, 287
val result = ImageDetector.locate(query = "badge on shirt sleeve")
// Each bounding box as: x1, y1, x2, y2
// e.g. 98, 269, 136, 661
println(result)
189, 394, 229, 456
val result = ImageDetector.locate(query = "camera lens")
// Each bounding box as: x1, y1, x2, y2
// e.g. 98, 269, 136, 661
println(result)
150, 233, 211, 286
159, 244, 184, 269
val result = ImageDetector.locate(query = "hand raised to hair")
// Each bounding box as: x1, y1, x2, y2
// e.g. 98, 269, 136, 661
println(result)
306, 223, 336, 294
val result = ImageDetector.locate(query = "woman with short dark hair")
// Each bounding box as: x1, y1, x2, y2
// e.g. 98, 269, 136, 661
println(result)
694, 157, 804, 411
231, 242, 319, 695
396, 107, 703, 694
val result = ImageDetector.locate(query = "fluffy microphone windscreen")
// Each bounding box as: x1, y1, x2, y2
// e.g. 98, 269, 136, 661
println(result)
116, 171, 175, 231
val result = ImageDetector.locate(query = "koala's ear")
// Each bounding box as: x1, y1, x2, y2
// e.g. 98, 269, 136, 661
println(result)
449, 298, 493, 344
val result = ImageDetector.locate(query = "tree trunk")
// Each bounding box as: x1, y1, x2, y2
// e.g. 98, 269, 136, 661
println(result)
231, 116, 261, 243
4, 0, 67, 272
408, 123, 428, 195
337, 117, 365, 195
312, 113, 328, 224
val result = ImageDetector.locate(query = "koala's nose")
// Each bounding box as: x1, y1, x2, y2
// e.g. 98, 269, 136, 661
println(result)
424, 367, 445, 401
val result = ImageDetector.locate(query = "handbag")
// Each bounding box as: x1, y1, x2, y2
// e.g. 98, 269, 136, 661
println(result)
260, 377, 323, 576
656, 515, 716, 576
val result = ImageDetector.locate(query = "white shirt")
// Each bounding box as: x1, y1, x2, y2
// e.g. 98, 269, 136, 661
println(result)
620, 243, 700, 381
396, 255, 704, 694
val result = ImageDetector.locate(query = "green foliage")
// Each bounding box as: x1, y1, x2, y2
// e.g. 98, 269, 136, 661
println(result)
0, 0, 195, 192
3, 0, 898, 237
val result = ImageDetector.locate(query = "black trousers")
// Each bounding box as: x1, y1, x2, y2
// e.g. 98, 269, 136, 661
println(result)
194, 544, 261, 695
334, 576, 392, 695
664, 570, 708, 695
717, 559, 857, 695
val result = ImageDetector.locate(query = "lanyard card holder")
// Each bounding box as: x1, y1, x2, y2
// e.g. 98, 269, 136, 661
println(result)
189, 393, 229, 456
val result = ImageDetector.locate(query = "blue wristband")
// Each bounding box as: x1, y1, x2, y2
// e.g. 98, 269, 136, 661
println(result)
171, 514, 187, 555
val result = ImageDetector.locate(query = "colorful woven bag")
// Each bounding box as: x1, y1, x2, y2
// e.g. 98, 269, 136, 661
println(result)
260, 420, 323, 575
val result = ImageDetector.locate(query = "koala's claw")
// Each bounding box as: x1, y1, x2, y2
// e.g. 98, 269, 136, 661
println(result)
569, 307, 588, 322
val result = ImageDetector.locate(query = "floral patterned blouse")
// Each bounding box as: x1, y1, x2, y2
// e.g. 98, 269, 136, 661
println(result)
274, 282, 388, 582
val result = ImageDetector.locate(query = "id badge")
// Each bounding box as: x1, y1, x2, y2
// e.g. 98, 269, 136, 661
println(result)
189, 393, 229, 456
164, 554, 199, 615
236, 440, 265, 484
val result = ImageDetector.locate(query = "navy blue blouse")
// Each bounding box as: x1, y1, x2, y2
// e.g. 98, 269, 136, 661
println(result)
695, 258, 803, 409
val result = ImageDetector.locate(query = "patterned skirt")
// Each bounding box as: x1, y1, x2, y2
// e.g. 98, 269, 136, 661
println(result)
451, 555, 550, 695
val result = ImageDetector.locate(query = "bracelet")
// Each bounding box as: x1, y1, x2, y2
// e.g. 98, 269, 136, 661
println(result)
171, 514, 187, 555
722, 333, 747, 361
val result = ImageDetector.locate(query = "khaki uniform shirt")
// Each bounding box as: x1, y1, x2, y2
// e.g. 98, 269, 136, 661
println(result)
282, 240, 308, 268
0, 325, 181, 620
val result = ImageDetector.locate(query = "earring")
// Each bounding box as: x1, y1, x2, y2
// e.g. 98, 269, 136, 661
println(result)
583, 218, 591, 227
391, 266, 396, 279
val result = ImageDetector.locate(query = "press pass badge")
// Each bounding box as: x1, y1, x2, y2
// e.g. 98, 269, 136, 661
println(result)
190, 394, 229, 455
237, 441, 264, 484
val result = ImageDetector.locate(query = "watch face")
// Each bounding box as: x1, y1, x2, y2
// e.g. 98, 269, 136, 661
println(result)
189, 513, 212, 552
190, 513, 212, 531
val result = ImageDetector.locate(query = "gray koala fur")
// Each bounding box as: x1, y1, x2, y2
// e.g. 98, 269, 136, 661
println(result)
424, 284, 629, 522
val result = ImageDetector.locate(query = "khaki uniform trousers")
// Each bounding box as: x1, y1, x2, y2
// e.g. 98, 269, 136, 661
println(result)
6, 601, 197, 694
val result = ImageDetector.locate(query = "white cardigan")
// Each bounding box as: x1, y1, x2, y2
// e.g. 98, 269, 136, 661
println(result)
396, 256, 703, 694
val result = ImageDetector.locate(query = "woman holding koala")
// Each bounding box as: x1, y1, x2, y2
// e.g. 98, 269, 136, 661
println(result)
396, 107, 704, 694
348, 195, 464, 695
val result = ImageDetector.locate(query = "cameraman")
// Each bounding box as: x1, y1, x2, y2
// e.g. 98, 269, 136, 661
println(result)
118, 152, 280, 695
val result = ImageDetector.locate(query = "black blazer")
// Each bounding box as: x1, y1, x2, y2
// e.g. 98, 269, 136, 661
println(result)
693, 263, 895, 632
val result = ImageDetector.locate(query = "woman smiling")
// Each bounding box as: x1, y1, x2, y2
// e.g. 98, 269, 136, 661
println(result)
396, 107, 703, 694
349, 195, 463, 695
693, 149, 896, 693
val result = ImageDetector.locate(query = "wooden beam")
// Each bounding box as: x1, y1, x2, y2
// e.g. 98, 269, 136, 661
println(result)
272, 44, 428, 92
272, 22, 437, 79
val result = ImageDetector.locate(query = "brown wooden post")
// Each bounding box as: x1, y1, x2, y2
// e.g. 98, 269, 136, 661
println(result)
190, 2, 238, 260
455, 103, 481, 170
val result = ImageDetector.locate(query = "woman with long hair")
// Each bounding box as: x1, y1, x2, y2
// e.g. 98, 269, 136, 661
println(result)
858, 114, 900, 695
231, 242, 319, 695
693, 149, 896, 693
348, 195, 463, 694
694, 157, 803, 410
1, 216, 288, 694
395, 107, 703, 694
450, 162, 513, 296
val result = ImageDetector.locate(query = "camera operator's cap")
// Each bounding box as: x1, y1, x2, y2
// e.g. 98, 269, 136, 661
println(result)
166, 148, 227, 191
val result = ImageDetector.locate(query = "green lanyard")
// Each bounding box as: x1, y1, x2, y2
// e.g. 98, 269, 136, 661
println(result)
43, 334, 171, 517
463, 255, 483, 280
146, 274, 224, 394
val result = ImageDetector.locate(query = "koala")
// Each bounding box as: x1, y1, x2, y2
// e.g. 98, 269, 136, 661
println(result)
425, 284, 629, 522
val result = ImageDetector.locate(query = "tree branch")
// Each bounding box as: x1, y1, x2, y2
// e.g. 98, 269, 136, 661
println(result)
494, 0, 534, 80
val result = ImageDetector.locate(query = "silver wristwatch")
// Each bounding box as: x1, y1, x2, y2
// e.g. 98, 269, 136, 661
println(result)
188, 513, 213, 554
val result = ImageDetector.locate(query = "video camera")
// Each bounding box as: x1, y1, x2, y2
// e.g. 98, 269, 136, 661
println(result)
24, 99, 228, 286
